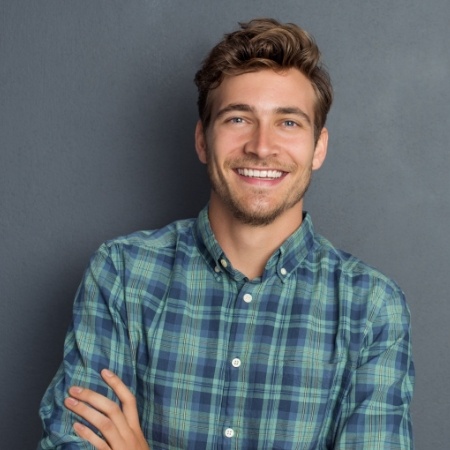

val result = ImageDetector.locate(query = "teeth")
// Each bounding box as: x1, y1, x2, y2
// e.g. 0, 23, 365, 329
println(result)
237, 168, 283, 179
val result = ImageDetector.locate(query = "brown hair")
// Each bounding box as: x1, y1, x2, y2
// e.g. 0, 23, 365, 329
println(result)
194, 18, 333, 141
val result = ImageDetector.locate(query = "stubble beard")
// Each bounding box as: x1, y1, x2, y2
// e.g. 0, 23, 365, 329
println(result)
207, 158, 312, 227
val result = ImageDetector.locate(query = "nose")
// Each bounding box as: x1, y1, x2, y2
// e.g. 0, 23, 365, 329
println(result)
244, 124, 278, 158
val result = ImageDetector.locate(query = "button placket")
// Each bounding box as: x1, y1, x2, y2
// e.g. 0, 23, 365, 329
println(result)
222, 283, 255, 440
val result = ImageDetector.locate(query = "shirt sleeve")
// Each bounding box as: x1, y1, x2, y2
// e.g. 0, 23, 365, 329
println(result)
37, 244, 136, 449
333, 282, 415, 449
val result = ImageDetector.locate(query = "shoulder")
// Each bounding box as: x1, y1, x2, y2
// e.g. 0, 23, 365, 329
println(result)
311, 232, 408, 316
309, 232, 412, 364
89, 217, 198, 272
314, 233, 400, 285
102, 217, 195, 251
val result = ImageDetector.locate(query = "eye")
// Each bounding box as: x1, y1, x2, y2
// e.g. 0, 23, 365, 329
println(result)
229, 117, 245, 124
283, 120, 298, 127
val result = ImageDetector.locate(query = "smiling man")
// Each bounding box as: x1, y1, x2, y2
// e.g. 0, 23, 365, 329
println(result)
38, 19, 414, 449
195, 68, 328, 280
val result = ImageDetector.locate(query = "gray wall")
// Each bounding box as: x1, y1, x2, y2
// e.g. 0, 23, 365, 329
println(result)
1, 1, 448, 448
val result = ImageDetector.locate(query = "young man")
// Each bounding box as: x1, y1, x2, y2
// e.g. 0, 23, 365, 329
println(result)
38, 19, 414, 449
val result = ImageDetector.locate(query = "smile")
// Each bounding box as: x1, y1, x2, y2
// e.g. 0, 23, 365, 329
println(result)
237, 168, 284, 179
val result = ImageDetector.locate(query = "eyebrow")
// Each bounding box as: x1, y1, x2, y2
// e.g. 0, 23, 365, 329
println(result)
275, 107, 312, 125
214, 103, 254, 119
214, 103, 312, 125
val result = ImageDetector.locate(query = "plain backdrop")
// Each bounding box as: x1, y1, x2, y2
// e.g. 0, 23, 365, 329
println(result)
1, 1, 449, 448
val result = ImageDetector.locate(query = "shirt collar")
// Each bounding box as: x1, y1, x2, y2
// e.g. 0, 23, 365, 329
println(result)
194, 205, 315, 283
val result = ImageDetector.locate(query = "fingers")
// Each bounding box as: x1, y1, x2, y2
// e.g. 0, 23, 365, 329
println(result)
65, 385, 129, 447
73, 421, 111, 450
64, 387, 126, 448
64, 370, 149, 450
100, 369, 140, 428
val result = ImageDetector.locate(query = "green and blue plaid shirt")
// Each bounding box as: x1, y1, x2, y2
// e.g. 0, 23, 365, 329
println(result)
38, 206, 414, 449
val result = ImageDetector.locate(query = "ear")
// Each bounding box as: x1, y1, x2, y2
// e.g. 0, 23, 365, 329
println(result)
195, 120, 208, 164
312, 127, 328, 171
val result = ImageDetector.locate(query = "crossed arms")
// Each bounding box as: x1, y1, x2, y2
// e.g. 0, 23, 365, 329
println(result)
64, 369, 149, 450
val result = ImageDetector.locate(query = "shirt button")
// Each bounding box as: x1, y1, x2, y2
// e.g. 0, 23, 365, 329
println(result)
224, 428, 235, 438
214, 266, 221, 273
280, 267, 287, 276
220, 258, 228, 268
243, 293, 252, 303
231, 358, 241, 368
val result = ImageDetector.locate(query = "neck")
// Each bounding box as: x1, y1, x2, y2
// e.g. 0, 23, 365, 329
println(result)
208, 199, 304, 280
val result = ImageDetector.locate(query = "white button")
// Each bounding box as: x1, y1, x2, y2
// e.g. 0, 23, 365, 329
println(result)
224, 428, 235, 438
232, 358, 241, 368
214, 266, 221, 273
243, 293, 252, 303
280, 267, 287, 276
220, 259, 228, 268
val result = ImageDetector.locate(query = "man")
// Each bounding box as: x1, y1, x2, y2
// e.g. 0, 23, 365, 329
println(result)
38, 18, 414, 449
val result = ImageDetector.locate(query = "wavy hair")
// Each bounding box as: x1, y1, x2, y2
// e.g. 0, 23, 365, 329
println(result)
194, 18, 333, 141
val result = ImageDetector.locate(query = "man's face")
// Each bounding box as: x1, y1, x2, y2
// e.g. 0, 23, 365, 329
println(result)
195, 68, 328, 226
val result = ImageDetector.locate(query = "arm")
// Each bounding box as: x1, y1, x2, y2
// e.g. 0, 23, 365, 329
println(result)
334, 284, 415, 449
38, 244, 143, 449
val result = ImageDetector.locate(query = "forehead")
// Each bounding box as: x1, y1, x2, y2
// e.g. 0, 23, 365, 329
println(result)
208, 68, 317, 119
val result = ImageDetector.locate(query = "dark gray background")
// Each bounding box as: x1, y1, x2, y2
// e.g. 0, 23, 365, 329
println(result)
1, 1, 448, 448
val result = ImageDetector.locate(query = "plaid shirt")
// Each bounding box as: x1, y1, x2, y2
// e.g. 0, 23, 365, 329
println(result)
38, 206, 414, 449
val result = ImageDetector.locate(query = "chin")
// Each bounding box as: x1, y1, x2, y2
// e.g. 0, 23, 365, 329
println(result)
230, 203, 289, 227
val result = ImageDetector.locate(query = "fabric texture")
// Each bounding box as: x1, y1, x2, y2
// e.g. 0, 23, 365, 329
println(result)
38, 206, 414, 449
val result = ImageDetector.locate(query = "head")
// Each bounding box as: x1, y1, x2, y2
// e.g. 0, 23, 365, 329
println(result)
194, 18, 333, 143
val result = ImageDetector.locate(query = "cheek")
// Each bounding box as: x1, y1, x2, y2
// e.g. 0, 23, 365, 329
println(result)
213, 127, 249, 151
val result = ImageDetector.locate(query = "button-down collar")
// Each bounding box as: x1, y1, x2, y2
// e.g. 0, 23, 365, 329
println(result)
194, 206, 315, 283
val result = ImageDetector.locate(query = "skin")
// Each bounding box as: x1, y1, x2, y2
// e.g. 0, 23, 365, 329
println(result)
65, 68, 328, 448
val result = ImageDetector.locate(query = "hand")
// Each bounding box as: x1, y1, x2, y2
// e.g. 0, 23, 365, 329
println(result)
64, 369, 150, 450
